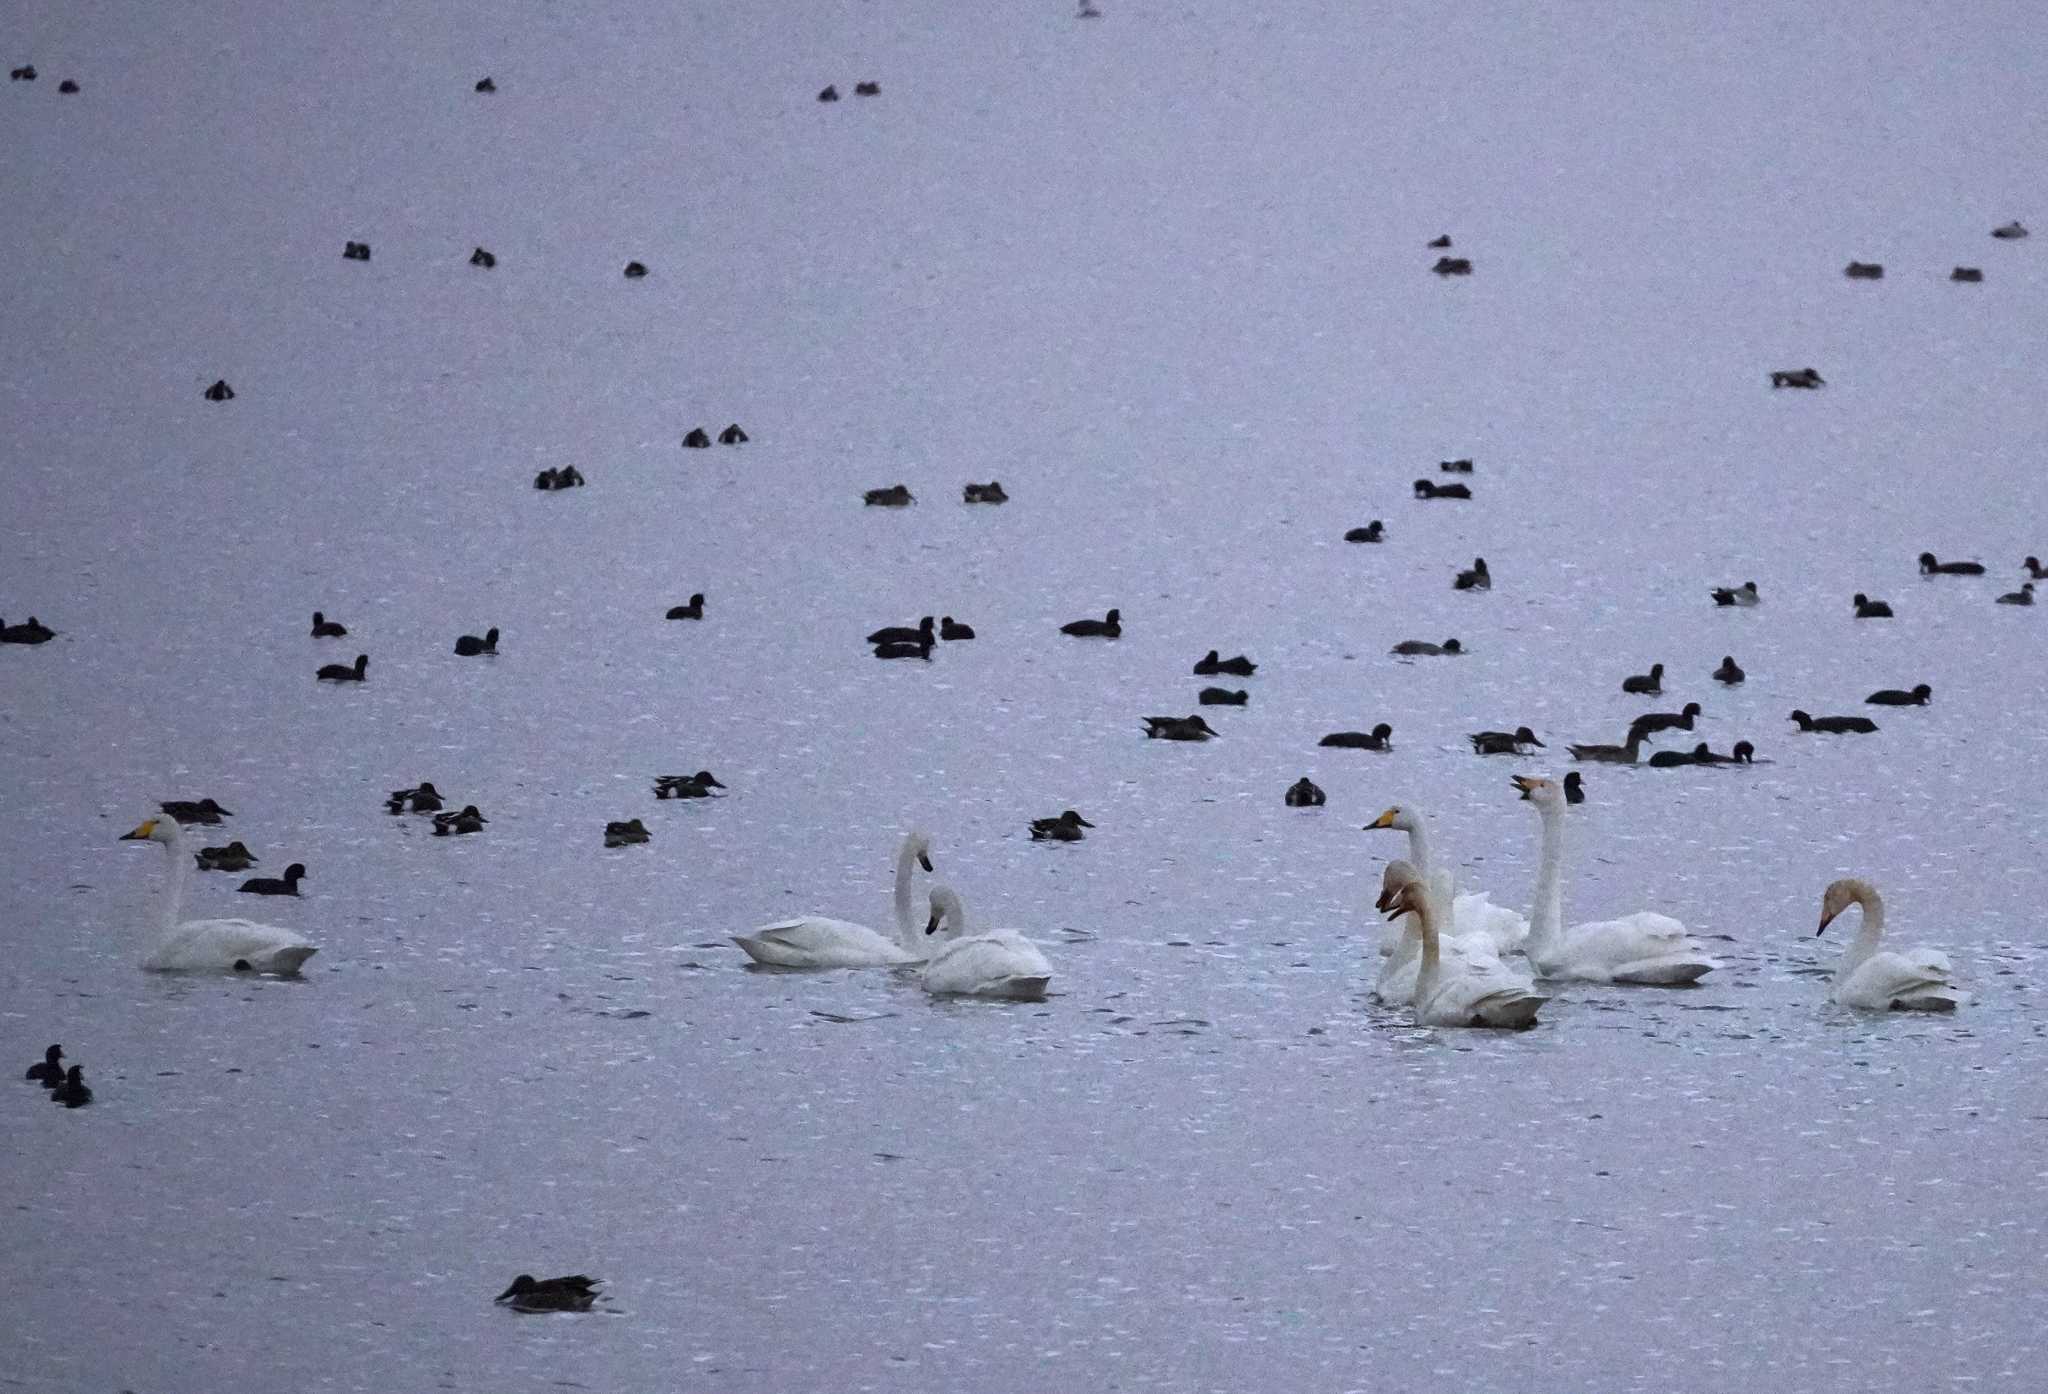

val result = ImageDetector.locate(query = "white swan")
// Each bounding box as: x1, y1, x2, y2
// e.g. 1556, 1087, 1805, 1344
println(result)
1817, 878, 1964, 1011
119, 818, 318, 973
1365, 804, 1529, 955
1368, 859, 1514, 1005
920, 884, 1053, 1000
1511, 775, 1718, 984
1380, 867, 1546, 1028
733, 831, 933, 967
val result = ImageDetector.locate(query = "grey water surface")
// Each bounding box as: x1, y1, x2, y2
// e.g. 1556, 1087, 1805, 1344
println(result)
4, 2, 2046, 1390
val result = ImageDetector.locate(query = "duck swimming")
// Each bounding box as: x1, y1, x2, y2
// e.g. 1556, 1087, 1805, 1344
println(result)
1198, 687, 1248, 706
160, 799, 233, 825
604, 819, 651, 848
1865, 684, 1931, 706
1997, 582, 2035, 606
1790, 709, 1878, 734
863, 484, 913, 507
867, 616, 933, 646
25, 1044, 61, 1086
1770, 367, 1824, 388
653, 771, 725, 799
310, 611, 347, 638
386, 782, 444, 814
718, 424, 748, 445
1030, 810, 1093, 841
1343, 521, 1384, 543
495, 1275, 599, 1313
453, 627, 498, 656
1390, 638, 1461, 656
1061, 609, 1121, 638
195, 841, 258, 872
963, 481, 1007, 503
1319, 723, 1393, 751
1413, 479, 1471, 500
1469, 727, 1543, 755
238, 863, 305, 897
1568, 727, 1650, 764
1852, 593, 1893, 618
1142, 714, 1216, 741
1918, 552, 1985, 576
1193, 650, 1256, 676
665, 595, 705, 621
317, 654, 369, 682
1284, 777, 1326, 807
1631, 702, 1702, 736
50, 1066, 91, 1108
682, 427, 711, 448
1452, 557, 1490, 591
1713, 655, 1746, 685
873, 636, 934, 660
1710, 581, 1759, 607
0, 616, 56, 644
1621, 663, 1664, 695
1696, 740, 1756, 766
940, 617, 975, 640
433, 806, 488, 835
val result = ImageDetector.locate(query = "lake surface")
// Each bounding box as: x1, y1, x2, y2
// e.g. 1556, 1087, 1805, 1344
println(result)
4, 3, 2046, 1390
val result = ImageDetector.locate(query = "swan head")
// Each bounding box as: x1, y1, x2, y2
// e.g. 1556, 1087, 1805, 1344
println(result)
1375, 859, 1423, 913
1512, 774, 1560, 808
1365, 805, 1416, 833
120, 817, 176, 846
924, 883, 966, 937
1380, 876, 1428, 922
1817, 877, 1880, 935
904, 830, 934, 872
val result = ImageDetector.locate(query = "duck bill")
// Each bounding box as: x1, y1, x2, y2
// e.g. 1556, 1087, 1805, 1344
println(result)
1076, 816, 1095, 828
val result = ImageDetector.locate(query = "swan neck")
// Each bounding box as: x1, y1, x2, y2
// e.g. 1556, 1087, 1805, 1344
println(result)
1413, 899, 1442, 1004
1527, 802, 1566, 960
892, 837, 921, 947
1837, 888, 1886, 982
159, 825, 189, 932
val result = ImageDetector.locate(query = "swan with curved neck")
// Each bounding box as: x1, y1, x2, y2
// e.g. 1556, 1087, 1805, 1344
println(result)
919, 884, 1052, 1000
1510, 775, 1717, 984
1379, 866, 1545, 1028
1369, 859, 1519, 1005
1365, 804, 1528, 955
1816, 878, 1963, 1011
733, 831, 934, 967
119, 818, 318, 973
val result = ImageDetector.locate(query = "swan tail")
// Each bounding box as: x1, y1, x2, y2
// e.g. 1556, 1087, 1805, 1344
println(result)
1470, 991, 1547, 1029
258, 945, 318, 975
1889, 987, 1964, 1012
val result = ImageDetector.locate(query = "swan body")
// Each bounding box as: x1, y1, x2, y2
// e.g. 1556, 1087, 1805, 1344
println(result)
119, 818, 318, 974
919, 885, 1052, 1000
1364, 804, 1529, 956
1817, 878, 1963, 1011
1511, 776, 1717, 984
734, 831, 933, 967
1370, 862, 1516, 1005
1379, 870, 1545, 1028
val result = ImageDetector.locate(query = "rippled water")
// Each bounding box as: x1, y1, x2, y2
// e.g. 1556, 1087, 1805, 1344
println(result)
5, 3, 2047, 1390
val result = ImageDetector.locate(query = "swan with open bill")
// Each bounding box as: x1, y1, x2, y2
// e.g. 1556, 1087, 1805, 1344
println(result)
1364, 804, 1528, 956
119, 818, 318, 973
1510, 775, 1718, 983
1710, 581, 1759, 607
919, 884, 1053, 1000
1368, 860, 1518, 1006
733, 831, 934, 967
495, 1275, 600, 1312
1816, 878, 1963, 1011
1377, 867, 1545, 1028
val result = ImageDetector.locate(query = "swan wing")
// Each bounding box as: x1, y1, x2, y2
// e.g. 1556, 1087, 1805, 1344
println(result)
1374, 932, 1504, 1005
1541, 912, 1716, 983
1448, 891, 1530, 954
1837, 950, 1963, 1011
922, 931, 1052, 999
733, 916, 918, 968
147, 918, 317, 974
1416, 959, 1547, 1028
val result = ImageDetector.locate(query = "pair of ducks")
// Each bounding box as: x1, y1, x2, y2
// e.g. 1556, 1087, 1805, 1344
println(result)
604, 819, 650, 847
387, 782, 445, 814
534, 466, 585, 489
681, 424, 748, 447
868, 616, 975, 652
433, 806, 488, 836
962, 481, 1008, 503
25, 1046, 92, 1107
1192, 650, 1255, 677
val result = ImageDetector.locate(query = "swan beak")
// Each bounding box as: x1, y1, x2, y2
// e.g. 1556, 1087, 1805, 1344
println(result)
1366, 809, 1398, 829
1511, 775, 1539, 799
918, 853, 933, 873
924, 911, 941, 936
1815, 909, 1840, 937
119, 820, 157, 840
